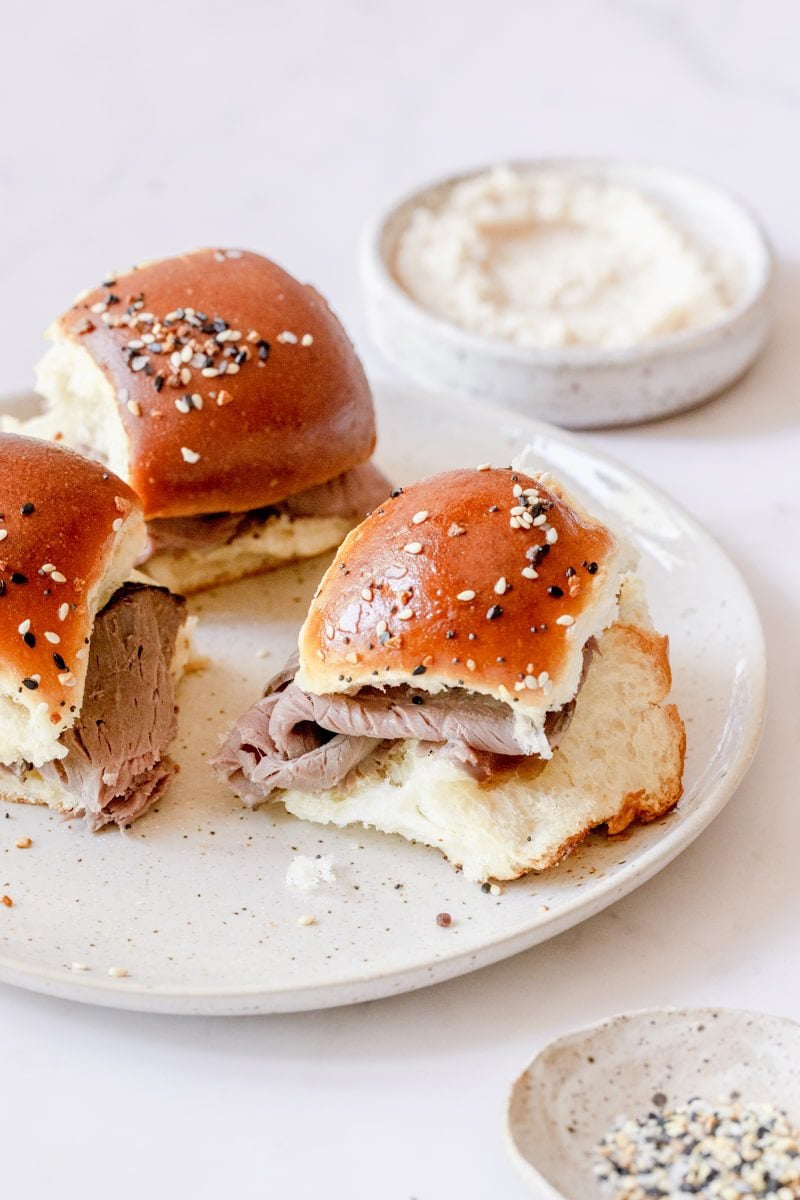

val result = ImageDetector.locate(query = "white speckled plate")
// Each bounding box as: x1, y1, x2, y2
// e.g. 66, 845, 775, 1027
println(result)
506, 1007, 800, 1198
0, 382, 765, 1014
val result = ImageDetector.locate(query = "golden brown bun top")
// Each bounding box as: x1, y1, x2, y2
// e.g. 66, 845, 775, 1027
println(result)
298, 467, 619, 711
55, 249, 376, 519
0, 433, 140, 719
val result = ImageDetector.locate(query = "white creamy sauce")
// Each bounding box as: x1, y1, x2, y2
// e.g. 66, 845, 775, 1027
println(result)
394, 167, 739, 350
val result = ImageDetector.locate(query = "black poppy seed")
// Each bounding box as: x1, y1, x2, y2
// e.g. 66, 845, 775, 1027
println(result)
481, 883, 492, 893
0, 581, 5, 596
565, 566, 576, 578
487, 505, 500, 513
412, 664, 426, 676
486, 605, 503, 620
22, 678, 38, 690
10, 573, 28, 585
154, 374, 165, 391
411, 695, 424, 705
511, 474, 518, 481
20, 502, 35, 516
586, 561, 599, 574
390, 488, 404, 498
53, 653, 67, 671
496, 656, 505, 663
23, 632, 35, 648
212, 318, 228, 333
548, 586, 564, 598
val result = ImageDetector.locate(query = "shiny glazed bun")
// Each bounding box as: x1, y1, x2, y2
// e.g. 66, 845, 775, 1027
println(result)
33, 249, 376, 519
297, 466, 632, 732
0, 434, 145, 767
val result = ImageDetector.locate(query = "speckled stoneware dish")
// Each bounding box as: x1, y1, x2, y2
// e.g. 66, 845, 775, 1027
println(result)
506, 1007, 800, 1198
361, 159, 774, 428
0, 382, 765, 1014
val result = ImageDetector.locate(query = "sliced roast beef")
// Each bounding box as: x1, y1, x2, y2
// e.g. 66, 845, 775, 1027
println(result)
145, 462, 390, 557
41, 583, 186, 831
212, 654, 577, 806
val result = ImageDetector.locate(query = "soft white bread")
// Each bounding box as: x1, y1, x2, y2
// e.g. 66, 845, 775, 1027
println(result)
0, 434, 145, 769
297, 466, 634, 758
143, 511, 369, 594
277, 577, 686, 881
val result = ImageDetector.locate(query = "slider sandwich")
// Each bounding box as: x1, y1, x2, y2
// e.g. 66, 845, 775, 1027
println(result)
0, 434, 189, 829
9, 249, 388, 593
213, 465, 686, 881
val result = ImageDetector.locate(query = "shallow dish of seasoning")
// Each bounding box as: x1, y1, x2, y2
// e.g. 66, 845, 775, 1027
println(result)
0, 381, 765, 1014
361, 159, 774, 428
506, 1007, 800, 1198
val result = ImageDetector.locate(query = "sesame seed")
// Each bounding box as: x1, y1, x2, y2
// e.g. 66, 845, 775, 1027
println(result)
277, 331, 298, 344
346, 652, 359, 665
546, 527, 558, 544
456, 590, 476, 602
44, 631, 60, 644
521, 566, 538, 579
301, 334, 314, 346
0, 530, 7, 542
524, 675, 538, 689
477, 463, 491, 471
556, 614, 575, 626
17, 619, 30, 635
58, 603, 69, 621
411, 510, 428, 525
396, 607, 414, 621
466, 659, 476, 671
181, 447, 201, 464
403, 542, 423, 555
512, 485, 523, 497
494, 577, 507, 595
179, 367, 192, 385
112, 518, 123, 532
216, 389, 232, 406
15, 837, 31, 849
538, 671, 549, 686
107, 966, 128, 978
376, 620, 387, 635
70, 962, 90, 972
126, 398, 141, 416
361, 588, 373, 602
298, 914, 316, 926
50, 571, 67, 584
130, 355, 148, 372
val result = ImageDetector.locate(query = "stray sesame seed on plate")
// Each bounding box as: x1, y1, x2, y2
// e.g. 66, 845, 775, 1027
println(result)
107, 966, 128, 978
403, 542, 423, 555
456, 590, 476, 601
15, 837, 31, 849
181, 447, 201, 464
298, 914, 316, 926
70, 962, 90, 972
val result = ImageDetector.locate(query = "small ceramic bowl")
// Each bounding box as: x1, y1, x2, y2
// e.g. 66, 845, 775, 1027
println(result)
505, 1007, 800, 1198
361, 160, 774, 428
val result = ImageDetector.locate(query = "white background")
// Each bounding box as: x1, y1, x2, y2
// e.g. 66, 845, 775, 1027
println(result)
1, 2, 799, 1197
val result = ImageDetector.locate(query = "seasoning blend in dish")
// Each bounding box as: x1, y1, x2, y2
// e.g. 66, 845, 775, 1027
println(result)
394, 166, 741, 350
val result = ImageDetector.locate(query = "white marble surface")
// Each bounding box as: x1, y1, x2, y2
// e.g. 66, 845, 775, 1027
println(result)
1, 1, 798, 1196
